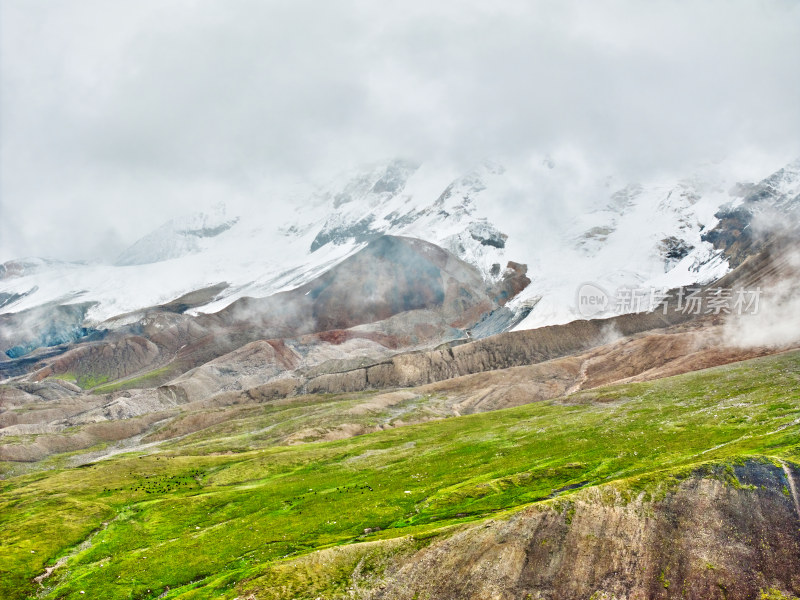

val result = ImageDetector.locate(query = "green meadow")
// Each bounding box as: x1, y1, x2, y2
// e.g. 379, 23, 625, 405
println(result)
1, 350, 799, 599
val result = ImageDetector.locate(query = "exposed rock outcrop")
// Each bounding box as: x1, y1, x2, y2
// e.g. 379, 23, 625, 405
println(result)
362, 461, 800, 600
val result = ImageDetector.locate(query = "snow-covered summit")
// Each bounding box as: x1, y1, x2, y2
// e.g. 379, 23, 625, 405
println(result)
1, 157, 797, 332
507, 159, 798, 330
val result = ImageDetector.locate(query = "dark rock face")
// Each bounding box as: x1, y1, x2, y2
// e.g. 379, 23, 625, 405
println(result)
489, 261, 531, 306
0, 292, 28, 311
703, 161, 800, 267
435, 171, 487, 206
367, 461, 800, 600
658, 235, 694, 270
157, 283, 229, 314
310, 214, 380, 252
467, 302, 537, 340
702, 206, 756, 268
176, 220, 238, 238
468, 222, 508, 249
702, 203, 799, 269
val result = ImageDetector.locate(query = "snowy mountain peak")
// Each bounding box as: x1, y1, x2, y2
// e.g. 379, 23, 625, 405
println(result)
1, 157, 798, 339
289, 160, 509, 279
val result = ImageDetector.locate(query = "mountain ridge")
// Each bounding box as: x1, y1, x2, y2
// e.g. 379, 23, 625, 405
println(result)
3, 157, 797, 336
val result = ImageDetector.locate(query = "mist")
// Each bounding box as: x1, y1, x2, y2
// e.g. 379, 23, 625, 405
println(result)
724, 274, 800, 350
722, 213, 800, 349
2, 0, 799, 262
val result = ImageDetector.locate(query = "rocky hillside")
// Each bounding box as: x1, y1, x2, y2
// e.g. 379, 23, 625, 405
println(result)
0, 236, 528, 389
353, 462, 800, 600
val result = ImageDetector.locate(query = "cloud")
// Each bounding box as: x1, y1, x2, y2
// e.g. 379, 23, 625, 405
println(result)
2, 0, 799, 261
723, 264, 800, 350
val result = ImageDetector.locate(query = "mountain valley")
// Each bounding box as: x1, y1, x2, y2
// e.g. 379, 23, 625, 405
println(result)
1, 158, 799, 600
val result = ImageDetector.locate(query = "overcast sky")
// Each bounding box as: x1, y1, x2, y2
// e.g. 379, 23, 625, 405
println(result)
1, 0, 799, 262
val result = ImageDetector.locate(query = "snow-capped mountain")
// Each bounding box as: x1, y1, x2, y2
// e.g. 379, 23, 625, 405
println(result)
1, 157, 798, 339
0, 159, 511, 325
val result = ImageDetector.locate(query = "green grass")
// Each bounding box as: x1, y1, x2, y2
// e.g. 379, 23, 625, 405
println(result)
52, 371, 109, 389
1, 350, 799, 599
92, 366, 174, 394
51, 372, 78, 384
52, 366, 173, 393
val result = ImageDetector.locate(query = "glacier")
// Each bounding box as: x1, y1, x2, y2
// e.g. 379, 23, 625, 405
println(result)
1, 156, 798, 337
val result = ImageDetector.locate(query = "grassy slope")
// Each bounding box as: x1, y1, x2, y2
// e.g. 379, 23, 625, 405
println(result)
0, 350, 799, 599
92, 366, 173, 394
153, 391, 454, 453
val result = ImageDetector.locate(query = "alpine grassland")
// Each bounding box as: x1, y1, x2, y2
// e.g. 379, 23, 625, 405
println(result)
1, 350, 798, 599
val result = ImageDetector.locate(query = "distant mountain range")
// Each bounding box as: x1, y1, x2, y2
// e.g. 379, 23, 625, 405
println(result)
2, 157, 800, 600
2, 157, 798, 362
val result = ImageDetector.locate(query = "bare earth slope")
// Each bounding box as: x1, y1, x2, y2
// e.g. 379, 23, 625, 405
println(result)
1, 237, 798, 467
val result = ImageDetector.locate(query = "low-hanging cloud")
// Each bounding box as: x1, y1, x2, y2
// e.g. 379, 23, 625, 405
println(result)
723, 276, 800, 350
1, 0, 799, 262
723, 239, 800, 350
